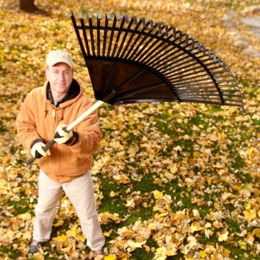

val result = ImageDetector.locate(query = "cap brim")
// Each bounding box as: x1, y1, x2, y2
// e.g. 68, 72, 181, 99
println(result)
47, 59, 73, 68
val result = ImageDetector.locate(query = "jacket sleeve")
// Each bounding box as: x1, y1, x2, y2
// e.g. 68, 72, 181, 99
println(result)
16, 92, 42, 151
68, 98, 102, 158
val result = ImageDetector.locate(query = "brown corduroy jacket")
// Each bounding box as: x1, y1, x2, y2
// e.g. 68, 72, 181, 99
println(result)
16, 80, 102, 183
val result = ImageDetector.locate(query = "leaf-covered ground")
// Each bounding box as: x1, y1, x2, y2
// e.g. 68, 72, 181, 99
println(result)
0, 0, 259, 259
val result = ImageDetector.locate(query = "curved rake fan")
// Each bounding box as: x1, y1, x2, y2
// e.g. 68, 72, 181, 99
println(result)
26, 11, 244, 165
70, 10, 243, 107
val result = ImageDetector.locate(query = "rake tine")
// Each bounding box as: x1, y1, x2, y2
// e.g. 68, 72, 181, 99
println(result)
141, 17, 146, 28
143, 31, 193, 67
211, 69, 231, 76
176, 84, 217, 89
119, 16, 143, 59
222, 93, 243, 98
138, 29, 170, 64
213, 75, 235, 82
192, 94, 233, 101
116, 14, 136, 58
97, 11, 102, 56
170, 78, 214, 88
107, 13, 120, 57
148, 20, 154, 30
127, 18, 159, 60
184, 34, 189, 46
78, 11, 91, 56
171, 31, 191, 49
159, 58, 218, 76
70, 11, 88, 60
169, 72, 217, 83
102, 12, 111, 56
111, 14, 129, 57
187, 98, 224, 104
131, 26, 161, 62
107, 13, 117, 57
130, 22, 164, 62
167, 66, 210, 80
162, 54, 224, 78
217, 59, 226, 68
178, 89, 221, 94
141, 38, 179, 66
167, 58, 216, 79
177, 93, 219, 99
157, 39, 195, 64
221, 88, 241, 92
195, 41, 206, 53
165, 62, 226, 79
88, 11, 96, 56
164, 25, 169, 37
171, 77, 215, 86
172, 30, 183, 42
179, 99, 219, 105
154, 50, 203, 72
176, 91, 237, 101
124, 14, 129, 23
172, 26, 176, 37
189, 38, 195, 49
124, 17, 147, 59
171, 79, 235, 89
176, 82, 237, 90
154, 38, 201, 66
157, 23, 162, 34
182, 96, 223, 102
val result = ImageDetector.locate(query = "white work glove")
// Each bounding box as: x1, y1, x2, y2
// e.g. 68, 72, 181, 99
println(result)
54, 124, 78, 145
30, 140, 51, 159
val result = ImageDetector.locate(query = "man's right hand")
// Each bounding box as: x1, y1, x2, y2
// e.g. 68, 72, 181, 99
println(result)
30, 141, 51, 159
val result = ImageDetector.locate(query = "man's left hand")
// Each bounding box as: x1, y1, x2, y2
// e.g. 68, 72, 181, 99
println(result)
54, 124, 78, 145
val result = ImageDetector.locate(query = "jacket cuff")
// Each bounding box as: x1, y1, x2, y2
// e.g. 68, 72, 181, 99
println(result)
30, 139, 43, 148
65, 131, 79, 146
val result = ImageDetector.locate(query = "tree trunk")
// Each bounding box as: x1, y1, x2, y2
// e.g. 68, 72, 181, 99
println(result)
19, 0, 38, 12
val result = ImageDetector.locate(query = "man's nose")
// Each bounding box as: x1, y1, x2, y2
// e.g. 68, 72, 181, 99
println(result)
57, 72, 66, 80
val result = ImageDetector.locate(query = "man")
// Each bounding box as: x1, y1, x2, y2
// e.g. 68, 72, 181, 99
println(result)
16, 50, 105, 258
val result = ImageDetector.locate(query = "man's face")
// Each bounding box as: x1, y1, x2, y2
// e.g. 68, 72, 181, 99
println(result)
46, 63, 73, 100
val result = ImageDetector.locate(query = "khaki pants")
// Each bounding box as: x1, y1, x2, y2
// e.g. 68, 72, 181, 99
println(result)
32, 170, 105, 252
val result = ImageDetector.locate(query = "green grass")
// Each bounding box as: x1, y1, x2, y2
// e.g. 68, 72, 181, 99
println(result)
7, 197, 33, 214
133, 173, 160, 192
0, 245, 20, 259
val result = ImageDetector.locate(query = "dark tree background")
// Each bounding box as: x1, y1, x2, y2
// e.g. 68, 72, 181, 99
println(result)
19, 0, 46, 13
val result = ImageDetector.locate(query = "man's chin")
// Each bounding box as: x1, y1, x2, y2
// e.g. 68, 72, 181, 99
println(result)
56, 86, 68, 92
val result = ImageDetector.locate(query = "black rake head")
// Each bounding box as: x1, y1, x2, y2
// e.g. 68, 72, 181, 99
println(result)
70, 10, 243, 108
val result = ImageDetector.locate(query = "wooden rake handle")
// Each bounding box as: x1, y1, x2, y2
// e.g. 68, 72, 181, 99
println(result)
26, 100, 104, 165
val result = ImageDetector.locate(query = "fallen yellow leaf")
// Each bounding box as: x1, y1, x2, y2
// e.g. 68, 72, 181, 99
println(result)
169, 163, 178, 174
153, 190, 164, 200
218, 230, 229, 242
199, 250, 207, 258
105, 255, 117, 260
244, 209, 256, 221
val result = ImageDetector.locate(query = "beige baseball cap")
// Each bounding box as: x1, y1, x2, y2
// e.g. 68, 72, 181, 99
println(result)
46, 50, 73, 68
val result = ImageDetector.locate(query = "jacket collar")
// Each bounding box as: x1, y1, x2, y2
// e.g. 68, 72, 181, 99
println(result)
46, 79, 81, 107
